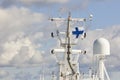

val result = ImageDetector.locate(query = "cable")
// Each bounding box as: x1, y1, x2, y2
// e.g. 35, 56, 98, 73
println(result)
67, 52, 75, 74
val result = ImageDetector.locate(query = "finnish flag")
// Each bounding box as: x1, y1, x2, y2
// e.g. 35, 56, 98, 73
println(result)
72, 27, 84, 38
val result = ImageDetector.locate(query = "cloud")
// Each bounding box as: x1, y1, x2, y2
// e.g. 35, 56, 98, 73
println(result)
0, 6, 44, 28
0, 6, 45, 43
0, 32, 43, 67
14, 71, 33, 80
29, 51, 43, 64
0, 6, 46, 39
0, 70, 9, 78
0, 0, 68, 8
0, 7, 48, 67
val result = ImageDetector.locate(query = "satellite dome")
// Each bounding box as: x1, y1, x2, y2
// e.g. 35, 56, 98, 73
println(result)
93, 38, 110, 55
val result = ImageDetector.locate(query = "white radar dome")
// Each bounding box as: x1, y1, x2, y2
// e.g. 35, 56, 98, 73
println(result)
93, 38, 110, 55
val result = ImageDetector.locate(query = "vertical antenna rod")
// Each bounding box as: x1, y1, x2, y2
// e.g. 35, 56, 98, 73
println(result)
66, 12, 75, 74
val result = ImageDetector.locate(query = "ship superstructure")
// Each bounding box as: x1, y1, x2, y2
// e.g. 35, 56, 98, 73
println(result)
48, 13, 110, 80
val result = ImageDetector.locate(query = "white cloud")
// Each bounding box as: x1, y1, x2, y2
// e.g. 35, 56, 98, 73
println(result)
0, 6, 44, 29
0, 7, 45, 43
0, 33, 43, 67
0, 70, 9, 78
0, 7, 47, 67
29, 51, 43, 64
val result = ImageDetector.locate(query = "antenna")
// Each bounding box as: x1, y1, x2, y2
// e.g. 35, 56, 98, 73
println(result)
93, 38, 110, 80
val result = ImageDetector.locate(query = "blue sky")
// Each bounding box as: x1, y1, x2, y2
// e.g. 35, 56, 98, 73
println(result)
28, 0, 120, 28
28, 0, 120, 31
0, 0, 120, 80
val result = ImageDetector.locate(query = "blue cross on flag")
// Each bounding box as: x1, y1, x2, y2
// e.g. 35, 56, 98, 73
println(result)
72, 27, 84, 38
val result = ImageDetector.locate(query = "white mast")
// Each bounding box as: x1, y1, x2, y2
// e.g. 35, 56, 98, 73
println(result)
98, 56, 105, 80
50, 13, 111, 80
50, 13, 91, 80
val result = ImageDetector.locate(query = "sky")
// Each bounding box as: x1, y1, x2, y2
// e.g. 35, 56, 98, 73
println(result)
0, 0, 120, 80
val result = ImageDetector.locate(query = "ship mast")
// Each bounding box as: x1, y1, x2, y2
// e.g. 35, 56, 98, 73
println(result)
50, 13, 88, 80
